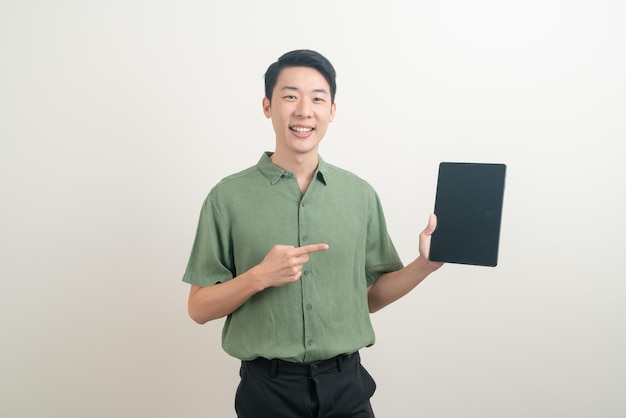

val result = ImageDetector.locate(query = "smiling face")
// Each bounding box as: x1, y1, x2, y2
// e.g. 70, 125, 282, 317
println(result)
263, 66, 336, 160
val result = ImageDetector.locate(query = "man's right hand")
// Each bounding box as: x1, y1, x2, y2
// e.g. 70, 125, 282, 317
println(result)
254, 244, 329, 288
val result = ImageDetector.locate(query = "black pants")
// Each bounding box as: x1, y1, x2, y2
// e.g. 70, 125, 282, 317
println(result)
235, 352, 376, 418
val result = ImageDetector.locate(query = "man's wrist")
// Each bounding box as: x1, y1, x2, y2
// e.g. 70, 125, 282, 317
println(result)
414, 255, 443, 275
242, 266, 268, 293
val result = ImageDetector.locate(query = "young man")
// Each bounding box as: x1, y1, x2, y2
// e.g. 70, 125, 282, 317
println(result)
183, 49, 443, 418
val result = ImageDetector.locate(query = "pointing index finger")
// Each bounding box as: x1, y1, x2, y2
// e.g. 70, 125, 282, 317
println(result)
296, 243, 330, 255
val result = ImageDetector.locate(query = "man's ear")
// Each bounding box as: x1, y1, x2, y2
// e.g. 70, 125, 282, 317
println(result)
262, 97, 271, 119
329, 102, 336, 122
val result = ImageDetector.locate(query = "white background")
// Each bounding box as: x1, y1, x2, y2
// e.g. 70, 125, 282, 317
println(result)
1, 1, 625, 417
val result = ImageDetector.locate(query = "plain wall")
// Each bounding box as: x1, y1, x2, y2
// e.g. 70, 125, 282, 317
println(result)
1, 1, 625, 417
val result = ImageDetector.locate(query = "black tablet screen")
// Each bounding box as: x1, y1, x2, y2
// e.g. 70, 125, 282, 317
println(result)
430, 162, 506, 267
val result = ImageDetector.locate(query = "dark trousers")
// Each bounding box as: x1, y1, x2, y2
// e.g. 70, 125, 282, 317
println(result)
235, 352, 376, 418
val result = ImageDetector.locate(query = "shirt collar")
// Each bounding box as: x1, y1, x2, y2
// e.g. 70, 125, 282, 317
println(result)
258, 152, 328, 186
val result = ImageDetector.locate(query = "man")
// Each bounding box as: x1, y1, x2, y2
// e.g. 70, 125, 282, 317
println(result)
183, 49, 443, 417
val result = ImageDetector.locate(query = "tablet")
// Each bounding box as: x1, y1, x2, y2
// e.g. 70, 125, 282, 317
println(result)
430, 162, 506, 267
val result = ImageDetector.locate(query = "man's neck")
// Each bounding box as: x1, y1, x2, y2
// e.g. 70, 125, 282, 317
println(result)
270, 150, 318, 176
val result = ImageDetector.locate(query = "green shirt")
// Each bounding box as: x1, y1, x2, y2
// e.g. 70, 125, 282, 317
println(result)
183, 153, 403, 362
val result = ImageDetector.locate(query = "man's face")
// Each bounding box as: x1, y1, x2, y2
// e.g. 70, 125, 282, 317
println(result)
263, 66, 336, 158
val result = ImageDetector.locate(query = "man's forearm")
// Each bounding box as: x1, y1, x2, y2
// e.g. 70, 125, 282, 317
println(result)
187, 269, 265, 324
367, 256, 442, 313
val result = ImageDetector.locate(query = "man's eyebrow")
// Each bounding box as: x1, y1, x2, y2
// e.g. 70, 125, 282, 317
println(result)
280, 86, 329, 95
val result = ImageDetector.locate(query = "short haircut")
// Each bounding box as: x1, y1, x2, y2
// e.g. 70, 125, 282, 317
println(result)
264, 49, 337, 103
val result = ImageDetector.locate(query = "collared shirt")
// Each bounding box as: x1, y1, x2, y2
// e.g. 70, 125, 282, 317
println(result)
183, 152, 403, 362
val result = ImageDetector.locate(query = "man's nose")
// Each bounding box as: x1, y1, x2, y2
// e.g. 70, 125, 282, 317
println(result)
295, 100, 312, 117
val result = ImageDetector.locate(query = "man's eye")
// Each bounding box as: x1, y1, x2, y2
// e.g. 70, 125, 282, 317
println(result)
313, 97, 325, 102
284, 95, 297, 100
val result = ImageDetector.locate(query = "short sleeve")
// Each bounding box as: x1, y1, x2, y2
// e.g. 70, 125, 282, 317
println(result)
364, 191, 404, 286
182, 195, 235, 287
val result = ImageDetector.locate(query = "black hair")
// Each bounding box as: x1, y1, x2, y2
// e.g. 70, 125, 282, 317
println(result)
264, 49, 337, 103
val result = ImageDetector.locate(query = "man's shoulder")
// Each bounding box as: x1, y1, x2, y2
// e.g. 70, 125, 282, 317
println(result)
322, 160, 376, 190
208, 163, 262, 198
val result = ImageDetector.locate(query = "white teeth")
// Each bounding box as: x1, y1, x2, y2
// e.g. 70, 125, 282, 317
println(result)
291, 126, 313, 132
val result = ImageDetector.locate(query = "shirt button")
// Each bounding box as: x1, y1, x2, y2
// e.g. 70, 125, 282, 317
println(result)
303, 270, 310, 276
308, 339, 314, 346
302, 235, 309, 242
306, 304, 312, 310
